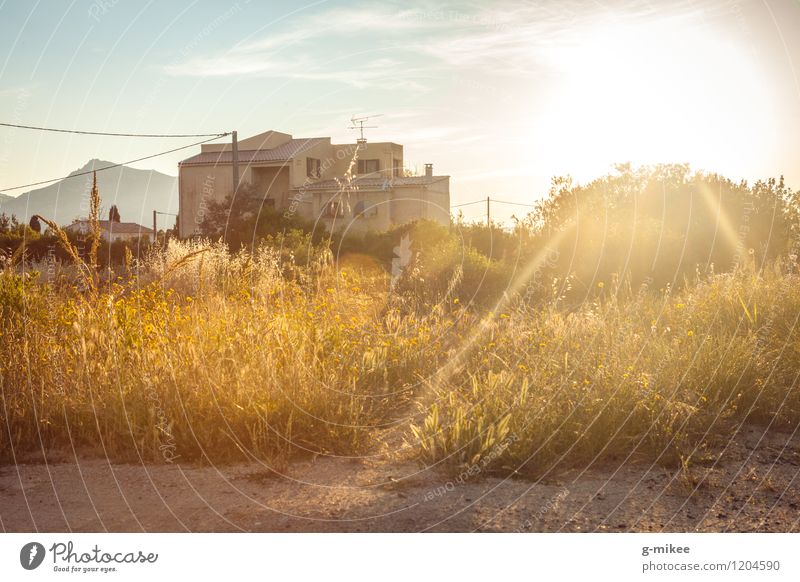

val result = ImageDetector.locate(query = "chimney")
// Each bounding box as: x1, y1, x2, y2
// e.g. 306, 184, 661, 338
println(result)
424, 163, 433, 177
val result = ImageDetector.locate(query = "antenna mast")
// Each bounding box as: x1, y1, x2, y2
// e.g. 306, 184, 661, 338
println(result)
349, 114, 383, 144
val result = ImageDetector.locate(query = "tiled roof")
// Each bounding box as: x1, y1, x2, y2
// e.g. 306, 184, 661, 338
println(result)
66, 220, 154, 234
298, 175, 449, 191
179, 138, 328, 166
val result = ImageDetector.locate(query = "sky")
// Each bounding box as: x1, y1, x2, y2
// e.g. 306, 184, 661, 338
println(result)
0, 0, 799, 223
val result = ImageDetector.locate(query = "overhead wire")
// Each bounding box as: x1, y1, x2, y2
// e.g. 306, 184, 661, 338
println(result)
0, 134, 226, 193
0, 121, 229, 139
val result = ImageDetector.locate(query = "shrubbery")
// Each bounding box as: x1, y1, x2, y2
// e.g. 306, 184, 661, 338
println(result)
2, 163, 799, 476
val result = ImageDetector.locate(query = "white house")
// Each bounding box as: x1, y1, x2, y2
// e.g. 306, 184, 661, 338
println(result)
64, 220, 155, 243
177, 130, 450, 237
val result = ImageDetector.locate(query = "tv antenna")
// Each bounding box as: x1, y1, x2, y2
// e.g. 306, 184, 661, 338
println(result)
349, 114, 383, 144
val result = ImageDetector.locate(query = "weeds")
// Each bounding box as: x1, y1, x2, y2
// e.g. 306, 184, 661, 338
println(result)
2, 224, 799, 474
410, 264, 800, 476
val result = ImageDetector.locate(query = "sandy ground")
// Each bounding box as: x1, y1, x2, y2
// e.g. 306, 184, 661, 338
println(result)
1, 425, 798, 532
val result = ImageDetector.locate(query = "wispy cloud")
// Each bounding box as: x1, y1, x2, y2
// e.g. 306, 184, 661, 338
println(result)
411, 0, 730, 77
163, 2, 580, 85
163, 4, 446, 88
0, 85, 33, 98
163, 0, 736, 89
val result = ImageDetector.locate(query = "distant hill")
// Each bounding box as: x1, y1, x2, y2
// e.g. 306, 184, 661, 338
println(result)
0, 160, 178, 228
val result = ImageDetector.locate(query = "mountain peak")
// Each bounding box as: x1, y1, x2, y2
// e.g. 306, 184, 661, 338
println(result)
0, 162, 178, 224
77, 159, 116, 173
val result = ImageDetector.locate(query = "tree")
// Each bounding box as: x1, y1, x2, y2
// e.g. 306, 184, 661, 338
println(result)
29, 215, 41, 233
524, 164, 795, 298
198, 183, 313, 249
109, 205, 121, 223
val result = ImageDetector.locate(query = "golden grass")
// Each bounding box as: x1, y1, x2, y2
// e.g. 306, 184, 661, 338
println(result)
412, 262, 800, 475
0, 240, 450, 464
1, 238, 799, 476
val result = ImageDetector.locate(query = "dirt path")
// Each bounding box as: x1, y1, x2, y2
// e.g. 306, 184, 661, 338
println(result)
1, 426, 798, 532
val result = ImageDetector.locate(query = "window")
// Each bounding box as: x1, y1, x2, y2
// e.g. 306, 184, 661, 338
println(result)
357, 159, 380, 175
325, 200, 345, 218
354, 200, 378, 218
306, 157, 321, 178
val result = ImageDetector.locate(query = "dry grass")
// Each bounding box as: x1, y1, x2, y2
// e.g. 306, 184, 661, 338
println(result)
411, 262, 800, 476
2, 236, 799, 475
0, 239, 451, 464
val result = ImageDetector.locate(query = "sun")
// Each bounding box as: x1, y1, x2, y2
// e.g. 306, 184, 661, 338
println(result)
530, 16, 777, 182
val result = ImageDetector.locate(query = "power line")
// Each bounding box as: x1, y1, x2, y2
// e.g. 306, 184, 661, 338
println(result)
492, 199, 537, 207
0, 135, 225, 194
452, 200, 484, 208
0, 121, 229, 139
453, 198, 537, 209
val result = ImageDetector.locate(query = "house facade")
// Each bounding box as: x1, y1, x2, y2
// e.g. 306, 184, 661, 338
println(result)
64, 220, 155, 243
177, 130, 450, 237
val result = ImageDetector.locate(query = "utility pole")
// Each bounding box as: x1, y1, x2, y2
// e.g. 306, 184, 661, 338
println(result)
231, 130, 239, 196
152, 210, 178, 244
487, 196, 491, 228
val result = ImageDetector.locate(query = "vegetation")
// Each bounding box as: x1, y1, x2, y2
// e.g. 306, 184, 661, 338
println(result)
0, 214, 155, 270
2, 164, 799, 479
198, 183, 317, 250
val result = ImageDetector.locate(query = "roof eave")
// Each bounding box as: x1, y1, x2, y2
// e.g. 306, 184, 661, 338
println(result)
179, 159, 292, 167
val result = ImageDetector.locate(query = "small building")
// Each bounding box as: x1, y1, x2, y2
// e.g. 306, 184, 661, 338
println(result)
177, 130, 450, 237
64, 220, 155, 243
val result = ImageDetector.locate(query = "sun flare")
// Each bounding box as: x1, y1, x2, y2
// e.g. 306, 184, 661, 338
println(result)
532, 17, 777, 181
